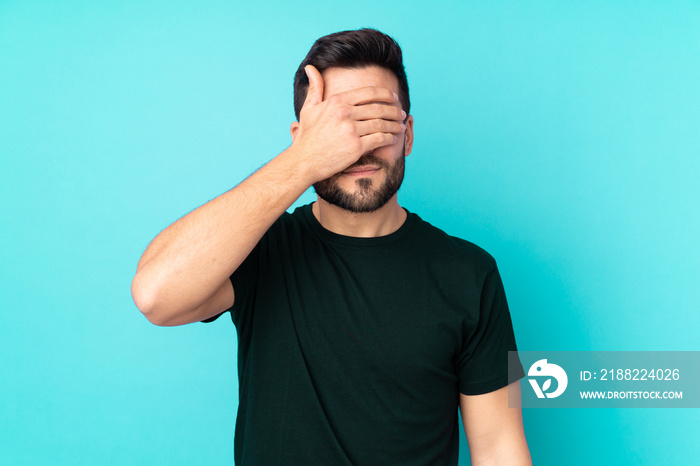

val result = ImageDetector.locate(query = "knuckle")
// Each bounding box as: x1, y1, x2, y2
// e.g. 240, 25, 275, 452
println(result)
373, 132, 386, 143
334, 106, 351, 120
343, 121, 356, 135
362, 86, 377, 99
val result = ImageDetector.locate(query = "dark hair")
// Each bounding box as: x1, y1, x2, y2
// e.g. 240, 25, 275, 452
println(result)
293, 28, 410, 120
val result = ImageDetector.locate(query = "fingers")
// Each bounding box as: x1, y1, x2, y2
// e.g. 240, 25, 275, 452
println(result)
360, 132, 398, 154
304, 65, 324, 107
342, 85, 399, 107
351, 102, 406, 123
356, 115, 404, 153
355, 119, 405, 137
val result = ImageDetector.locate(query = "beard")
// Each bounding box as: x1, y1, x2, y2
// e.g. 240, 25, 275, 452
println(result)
313, 146, 406, 214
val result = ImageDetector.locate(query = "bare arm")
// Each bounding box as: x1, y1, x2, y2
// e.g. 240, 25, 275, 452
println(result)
131, 65, 406, 326
459, 381, 532, 466
131, 151, 310, 326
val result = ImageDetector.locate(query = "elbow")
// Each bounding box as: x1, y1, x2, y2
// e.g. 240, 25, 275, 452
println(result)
131, 272, 171, 326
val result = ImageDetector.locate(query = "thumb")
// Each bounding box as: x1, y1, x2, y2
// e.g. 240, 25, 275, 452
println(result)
304, 65, 324, 106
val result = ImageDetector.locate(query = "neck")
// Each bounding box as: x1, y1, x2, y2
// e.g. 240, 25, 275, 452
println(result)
312, 196, 407, 238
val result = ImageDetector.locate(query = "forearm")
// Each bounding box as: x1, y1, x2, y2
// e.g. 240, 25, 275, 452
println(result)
132, 65, 405, 325
131, 147, 312, 324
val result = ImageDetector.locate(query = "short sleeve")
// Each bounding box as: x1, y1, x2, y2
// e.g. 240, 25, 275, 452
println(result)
228, 239, 262, 330
457, 267, 525, 395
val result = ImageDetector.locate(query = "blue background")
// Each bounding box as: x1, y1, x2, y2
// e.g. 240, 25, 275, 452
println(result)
1, 1, 698, 464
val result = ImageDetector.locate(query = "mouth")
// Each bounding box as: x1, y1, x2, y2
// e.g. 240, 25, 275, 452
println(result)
342, 165, 380, 176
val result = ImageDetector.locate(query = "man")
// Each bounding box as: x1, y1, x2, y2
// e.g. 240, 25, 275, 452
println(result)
132, 28, 531, 465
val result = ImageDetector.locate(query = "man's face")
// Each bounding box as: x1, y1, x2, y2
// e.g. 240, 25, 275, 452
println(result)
312, 66, 413, 213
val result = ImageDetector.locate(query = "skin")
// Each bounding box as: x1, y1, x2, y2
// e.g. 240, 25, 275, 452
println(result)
461, 381, 532, 465
131, 64, 531, 465
131, 64, 406, 326
292, 65, 413, 237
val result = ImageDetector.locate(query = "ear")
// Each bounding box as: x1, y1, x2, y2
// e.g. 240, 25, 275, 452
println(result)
403, 115, 414, 156
290, 121, 300, 141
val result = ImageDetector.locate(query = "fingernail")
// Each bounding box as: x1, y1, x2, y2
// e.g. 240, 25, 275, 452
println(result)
401, 110, 406, 118
393, 91, 399, 100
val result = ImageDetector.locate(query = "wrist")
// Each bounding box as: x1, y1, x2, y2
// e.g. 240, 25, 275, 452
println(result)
277, 146, 320, 187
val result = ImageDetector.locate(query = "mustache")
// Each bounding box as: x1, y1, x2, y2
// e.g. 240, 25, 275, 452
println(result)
346, 153, 389, 170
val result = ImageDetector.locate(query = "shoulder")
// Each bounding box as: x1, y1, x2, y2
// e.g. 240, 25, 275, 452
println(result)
407, 211, 498, 276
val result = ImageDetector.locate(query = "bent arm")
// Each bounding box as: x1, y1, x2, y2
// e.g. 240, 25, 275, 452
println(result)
131, 65, 406, 326
131, 150, 312, 326
459, 381, 532, 466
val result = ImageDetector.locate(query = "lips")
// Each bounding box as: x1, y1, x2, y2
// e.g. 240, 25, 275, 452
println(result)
342, 165, 380, 175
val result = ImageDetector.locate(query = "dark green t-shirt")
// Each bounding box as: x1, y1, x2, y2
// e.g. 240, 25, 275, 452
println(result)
209, 203, 524, 465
